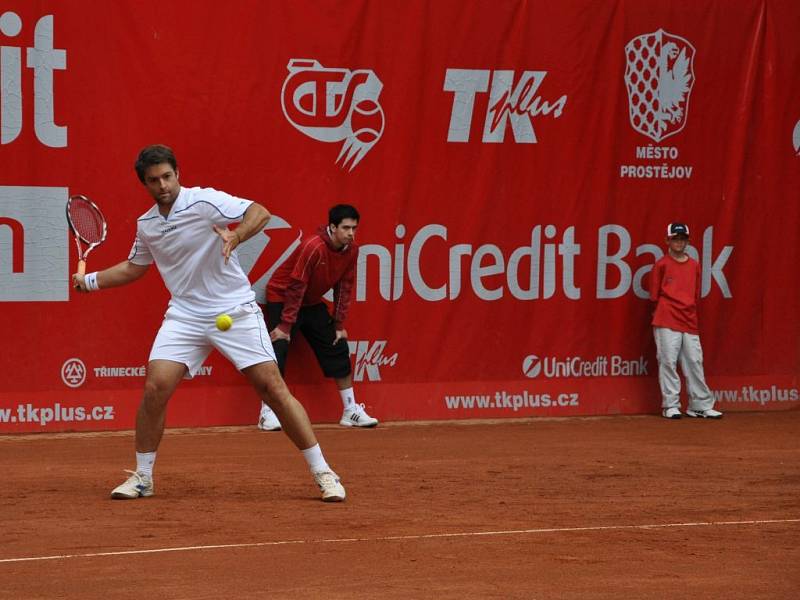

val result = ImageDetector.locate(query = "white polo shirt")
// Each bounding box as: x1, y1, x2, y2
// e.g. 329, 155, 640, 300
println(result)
128, 186, 256, 317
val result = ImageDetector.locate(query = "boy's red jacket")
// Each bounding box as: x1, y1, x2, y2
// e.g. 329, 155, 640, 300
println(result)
649, 254, 701, 334
266, 226, 358, 332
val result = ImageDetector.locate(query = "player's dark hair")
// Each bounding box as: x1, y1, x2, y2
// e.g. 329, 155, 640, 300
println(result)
329, 204, 360, 227
135, 144, 178, 183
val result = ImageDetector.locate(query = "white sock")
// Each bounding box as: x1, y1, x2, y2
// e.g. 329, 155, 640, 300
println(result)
301, 444, 330, 474
136, 451, 156, 477
339, 387, 355, 409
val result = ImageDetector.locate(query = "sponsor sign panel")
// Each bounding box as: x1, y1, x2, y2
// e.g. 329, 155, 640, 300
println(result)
1, 1, 798, 432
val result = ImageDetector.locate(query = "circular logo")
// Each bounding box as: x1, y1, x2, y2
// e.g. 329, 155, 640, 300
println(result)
522, 355, 541, 378
61, 358, 87, 388
350, 99, 385, 144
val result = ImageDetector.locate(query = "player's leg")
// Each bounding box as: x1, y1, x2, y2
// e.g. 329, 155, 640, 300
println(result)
244, 361, 318, 448
243, 361, 346, 501
653, 326, 683, 418
680, 333, 722, 418
257, 301, 291, 431
111, 309, 210, 499
136, 359, 187, 452
215, 302, 345, 501
300, 303, 378, 427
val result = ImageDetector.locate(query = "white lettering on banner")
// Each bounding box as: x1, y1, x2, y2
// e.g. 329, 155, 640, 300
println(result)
0, 403, 115, 426
358, 224, 581, 302
713, 386, 800, 405
619, 144, 693, 180
443, 390, 580, 411
596, 225, 733, 299
0, 186, 69, 301
281, 59, 384, 171
443, 69, 567, 143
92, 365, 214, 378
347, 340, 398, 382
356, 223, 732, 302
0, 11, 67, 146
522, 353, 648, 379
619, 164, 693, 179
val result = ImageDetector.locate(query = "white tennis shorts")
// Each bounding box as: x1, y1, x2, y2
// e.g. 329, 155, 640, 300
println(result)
149, 302, 276, 378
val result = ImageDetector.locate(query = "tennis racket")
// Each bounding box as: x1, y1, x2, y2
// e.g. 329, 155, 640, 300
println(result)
66, 194, 107, 275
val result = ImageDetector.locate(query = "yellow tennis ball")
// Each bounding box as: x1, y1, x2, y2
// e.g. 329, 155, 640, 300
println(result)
215, 314, 233, 331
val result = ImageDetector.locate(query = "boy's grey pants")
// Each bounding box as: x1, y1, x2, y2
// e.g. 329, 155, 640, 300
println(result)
653, 327, 715, 411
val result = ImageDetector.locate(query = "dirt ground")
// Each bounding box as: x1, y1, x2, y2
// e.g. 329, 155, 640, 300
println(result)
1, 411, 798, 599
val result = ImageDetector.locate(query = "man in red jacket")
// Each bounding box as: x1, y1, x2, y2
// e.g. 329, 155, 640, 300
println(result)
649, 222, 722, 420
257, 204, 379, 430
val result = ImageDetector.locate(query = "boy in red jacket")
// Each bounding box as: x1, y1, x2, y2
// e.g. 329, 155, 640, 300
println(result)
649, 223, 723, 420
257, 204, 379, 430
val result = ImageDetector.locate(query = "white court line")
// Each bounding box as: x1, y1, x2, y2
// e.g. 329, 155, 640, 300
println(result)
1, 518, 798, 565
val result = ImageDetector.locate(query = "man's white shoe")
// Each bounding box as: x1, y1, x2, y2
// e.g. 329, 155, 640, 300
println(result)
314, 470, 346, 502
111, 470, 154, 499
662, 407, 682, 419
258, 404, 282, 431
686, 408, 723, 419
339, 403, 379, 428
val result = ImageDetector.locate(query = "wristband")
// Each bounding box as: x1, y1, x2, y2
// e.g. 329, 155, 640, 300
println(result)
84, 271, 100, 291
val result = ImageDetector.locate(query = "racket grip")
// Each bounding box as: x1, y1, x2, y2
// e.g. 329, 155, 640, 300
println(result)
78, 260, 86, 275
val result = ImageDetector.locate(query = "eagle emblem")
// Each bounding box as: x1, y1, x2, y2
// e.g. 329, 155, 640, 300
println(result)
624, 30, 695, 142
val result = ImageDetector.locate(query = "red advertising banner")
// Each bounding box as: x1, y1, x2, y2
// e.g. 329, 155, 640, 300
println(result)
1, 1, 798, 432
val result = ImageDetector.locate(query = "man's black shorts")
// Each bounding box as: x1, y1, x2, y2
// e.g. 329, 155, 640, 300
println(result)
264, 302, 352, 379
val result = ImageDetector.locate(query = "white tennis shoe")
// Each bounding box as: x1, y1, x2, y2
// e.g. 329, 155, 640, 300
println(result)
258, 404, 282, 431
339, 403, 379, 428
314, 470, 346, 502
686, 408, 723, 419
111, 470, 154, 499
662, 407, 682, 419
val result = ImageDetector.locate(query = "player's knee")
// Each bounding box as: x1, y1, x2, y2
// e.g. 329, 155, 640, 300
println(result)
142, 379, 171, 405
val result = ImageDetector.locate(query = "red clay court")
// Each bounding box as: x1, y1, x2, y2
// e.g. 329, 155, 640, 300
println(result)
2, 411, 798, 599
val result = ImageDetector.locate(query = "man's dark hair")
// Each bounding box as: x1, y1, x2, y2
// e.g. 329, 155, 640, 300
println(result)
134, 144, 178, 183
329, 204, 360, 227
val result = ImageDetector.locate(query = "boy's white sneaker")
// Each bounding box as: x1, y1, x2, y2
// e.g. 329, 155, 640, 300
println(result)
258, 404, 282, 431
111, 470, 154, 499
314, 470, 346, 502
339, 403, 378, 428
686, 408, 723, 419
662, 407, 682, 419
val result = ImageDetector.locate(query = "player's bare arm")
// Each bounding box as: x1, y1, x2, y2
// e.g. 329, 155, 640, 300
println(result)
72, 260, 149, 292
213, 202, 271, 263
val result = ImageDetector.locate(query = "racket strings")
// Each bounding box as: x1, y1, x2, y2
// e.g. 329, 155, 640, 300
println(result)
69, 202, 105, 243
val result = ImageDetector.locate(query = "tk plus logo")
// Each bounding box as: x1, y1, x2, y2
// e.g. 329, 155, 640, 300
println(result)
348, 340, 398, 382
281, 59, 385, 171
444, 68, 567, 143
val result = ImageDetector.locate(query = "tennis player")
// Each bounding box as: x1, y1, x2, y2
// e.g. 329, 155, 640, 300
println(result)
72, 144, 346, 502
